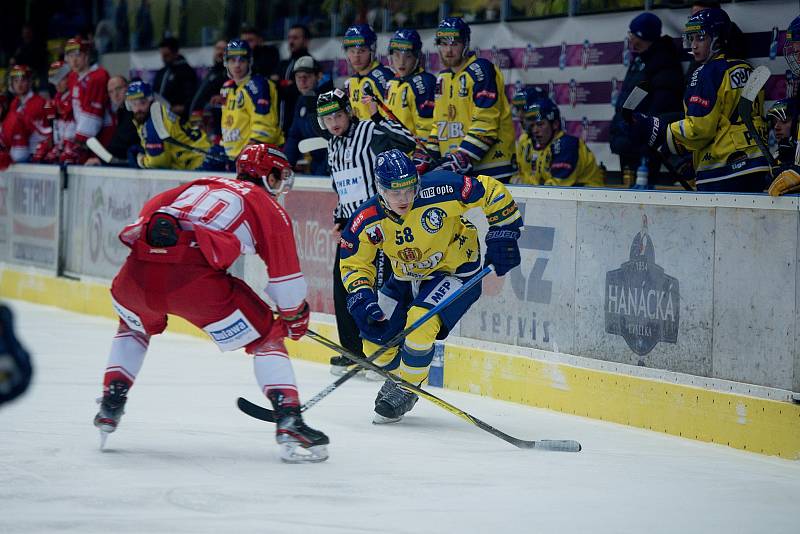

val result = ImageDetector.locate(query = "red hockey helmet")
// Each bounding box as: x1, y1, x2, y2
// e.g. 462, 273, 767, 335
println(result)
236, 144, 294, 196
64, 38, 91, 55
9, 65, 32, 80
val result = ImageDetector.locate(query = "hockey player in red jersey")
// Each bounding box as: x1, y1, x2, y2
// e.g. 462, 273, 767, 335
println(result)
31, 61, 74, 163
0, 65, 50, 168
63, 38, 113, 164
93, 144, 329, 463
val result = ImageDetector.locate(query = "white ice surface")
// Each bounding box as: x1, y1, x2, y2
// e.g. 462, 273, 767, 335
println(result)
1, 299, 799, 534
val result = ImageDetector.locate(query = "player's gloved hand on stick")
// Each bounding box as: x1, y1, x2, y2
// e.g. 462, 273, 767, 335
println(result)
484, 226, 521, 276
280, 301, 311, 341
127, 145, 144, 168
346, 288, 386, 340
200, 144, 230, 172
434, 149, 473, 174
768, 166, 800, 196
631, 112, 667, 149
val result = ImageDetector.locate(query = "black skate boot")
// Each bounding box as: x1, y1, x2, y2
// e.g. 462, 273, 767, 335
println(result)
373, 379, 418, 424
94, 380, 129, 448
268, 391, 329, 463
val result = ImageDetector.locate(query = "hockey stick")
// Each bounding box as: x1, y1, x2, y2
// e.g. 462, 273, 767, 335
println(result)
238, 265, 496, 423
622, 87, 695, 191
737, 65, 776, 175
86, 137, 125, 165
362, 83, 433, 157
298, 137, 328, 153
303, 329, 581, 452
149, 101, 229, 162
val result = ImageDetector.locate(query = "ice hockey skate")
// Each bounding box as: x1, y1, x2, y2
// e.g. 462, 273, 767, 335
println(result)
269, 392, 329, 463
93, 380, 129, 449
373, 378, 418, 424
329, 354, 361, 376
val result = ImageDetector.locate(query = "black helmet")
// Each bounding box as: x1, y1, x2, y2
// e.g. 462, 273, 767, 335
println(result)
316, 88, 352, 129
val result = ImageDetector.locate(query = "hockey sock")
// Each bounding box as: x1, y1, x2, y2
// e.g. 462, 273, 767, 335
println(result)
398, 341, 435, 385
102, 321, 149, 393
253, 340, 300, 407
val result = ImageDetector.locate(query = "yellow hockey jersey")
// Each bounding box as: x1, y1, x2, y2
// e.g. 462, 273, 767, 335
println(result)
345, 61, 394, 120
220, 75, 283, 158
523, 130, 603, 187
666, 55, 769, 187
137, 103, 210, 170
427, 54, 516, 181
513, 131, 542, 184
385, 67, 436, 143
339, 169, 522, 290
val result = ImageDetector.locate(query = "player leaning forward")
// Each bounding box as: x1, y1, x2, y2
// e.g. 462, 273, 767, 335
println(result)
93, 144, 329, 463
339, 149, 522, 423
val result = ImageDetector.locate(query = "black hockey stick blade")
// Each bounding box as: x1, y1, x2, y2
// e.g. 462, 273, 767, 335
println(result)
306, 329, 582, 452
237, 396, 276, 422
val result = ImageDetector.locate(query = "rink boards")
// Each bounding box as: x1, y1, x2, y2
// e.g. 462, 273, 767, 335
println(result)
0, 164, 798, 459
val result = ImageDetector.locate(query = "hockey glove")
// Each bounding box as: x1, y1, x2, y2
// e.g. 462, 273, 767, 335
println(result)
280, 301, 311, 341
768, 167, 800, 196
412, 147, 433, 174
434, 150, 473, 174
346, 288, 386, 340
631, 113, 667, 150
200, 144, 231, 172
127, 145, 144, 168
484, 226, 521, 276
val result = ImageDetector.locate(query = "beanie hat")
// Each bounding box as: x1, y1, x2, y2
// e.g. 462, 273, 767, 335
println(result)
629, 12, 662, 42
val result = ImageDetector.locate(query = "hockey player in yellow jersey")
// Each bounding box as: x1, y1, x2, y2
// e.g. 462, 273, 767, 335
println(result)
339, 149, 522, 423
424, 17, 516, 183
517, 97, 604, 187
125, 81, 211, 170
384, 29, 436, 144
220, 39, 284, 159
768, 16, 800, 196
633, 8, 769, 192
511, 86, 546, 184
342, 25, 394, 120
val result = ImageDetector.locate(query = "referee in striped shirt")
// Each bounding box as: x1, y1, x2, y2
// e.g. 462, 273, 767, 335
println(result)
316, 88, 416, 375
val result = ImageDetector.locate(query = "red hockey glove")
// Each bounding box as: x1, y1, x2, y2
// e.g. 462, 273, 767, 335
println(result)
280, 301, 311, 341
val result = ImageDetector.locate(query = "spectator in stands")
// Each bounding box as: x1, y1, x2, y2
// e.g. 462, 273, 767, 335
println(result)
189, 39, 227, 142
610, 12, 684, 185
517, 97, 604, 188
686, 1, 747, 82
284, 56, 332, 176
767, 99, 797, 167
152, 37, 198, 121
278, 24, 313, 136
0, 65, 49, 168
240, 25, 280, 80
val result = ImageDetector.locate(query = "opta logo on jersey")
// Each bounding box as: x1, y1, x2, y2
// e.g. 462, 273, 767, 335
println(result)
421, 207, 446, 233
419, 184, 454, 199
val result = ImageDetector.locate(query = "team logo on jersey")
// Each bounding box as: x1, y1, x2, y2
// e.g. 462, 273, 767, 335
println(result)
421, 207, 446, 233
728, 66, 750, 89
447, 104, 457, 121
398, 247, 422, 262
365, 224, 384, 244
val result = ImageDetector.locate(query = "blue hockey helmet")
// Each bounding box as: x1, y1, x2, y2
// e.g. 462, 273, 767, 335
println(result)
389, 29, 423, 56
375, 149, 420, 203
768, 98, 797, 124
343, 24, 377, 54
524, 97, 561, 126
784, 16, 800, 76
682, 8, 731, 55
511, 86, 547, 117
125, 80, 154, 111
224, 39, 252, 77
435, 17, 470, 53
